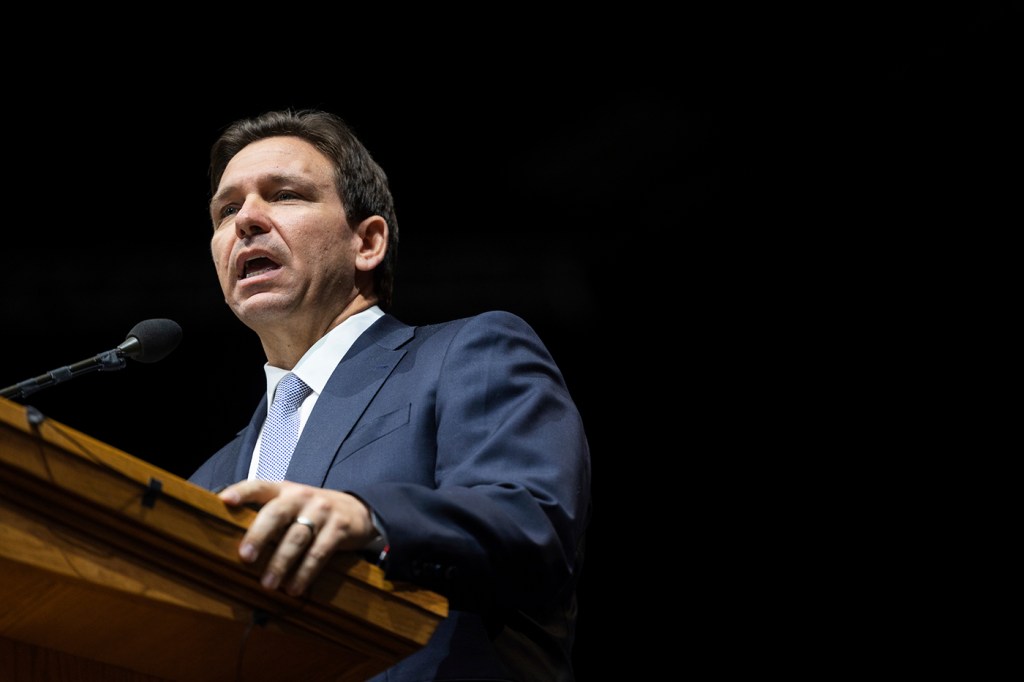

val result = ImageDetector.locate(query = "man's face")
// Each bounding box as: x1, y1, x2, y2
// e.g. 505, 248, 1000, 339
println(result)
209, 136, 357, 334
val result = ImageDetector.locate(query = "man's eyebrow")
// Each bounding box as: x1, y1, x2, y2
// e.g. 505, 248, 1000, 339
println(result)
210, 173, 307, 209
209, 187, 232, 210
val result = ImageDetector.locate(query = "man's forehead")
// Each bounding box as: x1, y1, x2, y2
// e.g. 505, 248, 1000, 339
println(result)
224, 137, 328, 176
215, 137, 333, 199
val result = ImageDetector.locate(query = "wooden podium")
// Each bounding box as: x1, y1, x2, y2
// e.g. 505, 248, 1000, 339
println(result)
0, 396, 447, 682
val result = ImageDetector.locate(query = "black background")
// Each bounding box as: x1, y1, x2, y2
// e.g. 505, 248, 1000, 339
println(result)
4, 29, 714, 678
2, 6, 1019, 678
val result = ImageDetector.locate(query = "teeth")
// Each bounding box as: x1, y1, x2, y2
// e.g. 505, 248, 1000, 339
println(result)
242, 256, 277, 279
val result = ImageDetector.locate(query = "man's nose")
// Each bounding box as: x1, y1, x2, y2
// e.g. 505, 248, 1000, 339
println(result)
234, 197, 270, 239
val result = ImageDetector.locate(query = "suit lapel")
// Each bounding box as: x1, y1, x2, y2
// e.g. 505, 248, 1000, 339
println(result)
234, 399, 266, 483
203, 397, 266, 490
285, 315, 412, 487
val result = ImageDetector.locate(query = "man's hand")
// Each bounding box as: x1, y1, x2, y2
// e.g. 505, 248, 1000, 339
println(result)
219, 480, 378, 596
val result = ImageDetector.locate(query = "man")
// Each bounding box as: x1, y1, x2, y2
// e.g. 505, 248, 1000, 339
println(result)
189, 109, 592, 681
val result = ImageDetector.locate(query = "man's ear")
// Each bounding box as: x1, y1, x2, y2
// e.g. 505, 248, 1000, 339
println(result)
355, 216, 388, 272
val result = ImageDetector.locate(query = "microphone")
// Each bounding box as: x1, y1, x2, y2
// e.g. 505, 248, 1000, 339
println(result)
0, 318, 182, 400
115, 318, 183, 364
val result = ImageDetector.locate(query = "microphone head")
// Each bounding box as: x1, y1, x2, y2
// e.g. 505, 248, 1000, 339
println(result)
119, 318, 183, 363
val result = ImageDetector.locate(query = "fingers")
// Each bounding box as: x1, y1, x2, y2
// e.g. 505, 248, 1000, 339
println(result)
282, 521, 329, 596
224, 483, 377, 597
260, 517, 318, 591
233, 484, 305, 563
280, 496, 377, 596
218, 479, 281, 508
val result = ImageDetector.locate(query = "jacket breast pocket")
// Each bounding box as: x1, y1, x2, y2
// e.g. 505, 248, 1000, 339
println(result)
344, 403, 411, 454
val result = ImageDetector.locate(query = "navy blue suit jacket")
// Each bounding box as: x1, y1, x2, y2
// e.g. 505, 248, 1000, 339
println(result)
190, 311, 591, 681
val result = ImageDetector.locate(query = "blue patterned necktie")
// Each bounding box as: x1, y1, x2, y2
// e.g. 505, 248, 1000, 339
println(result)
255, 373, 312, 481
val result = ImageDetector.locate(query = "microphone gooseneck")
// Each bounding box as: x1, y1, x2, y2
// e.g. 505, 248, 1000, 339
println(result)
0, 318, 182, 400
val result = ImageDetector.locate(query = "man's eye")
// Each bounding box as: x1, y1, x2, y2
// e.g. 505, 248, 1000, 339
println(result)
221, 205, 239, 217
276, 191, 298, 201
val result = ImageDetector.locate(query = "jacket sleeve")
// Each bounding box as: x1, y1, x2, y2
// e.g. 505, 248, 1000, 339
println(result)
348, 310, 591, 611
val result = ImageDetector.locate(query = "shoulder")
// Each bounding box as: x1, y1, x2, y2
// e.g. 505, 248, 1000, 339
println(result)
429, 310, 535, 333
375, 311, 548, 356
420, 310, 541, 344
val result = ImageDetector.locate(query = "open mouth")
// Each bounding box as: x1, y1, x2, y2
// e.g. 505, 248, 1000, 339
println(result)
242, 256, 281, 279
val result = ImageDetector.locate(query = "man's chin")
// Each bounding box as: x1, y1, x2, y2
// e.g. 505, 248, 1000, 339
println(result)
231, 294, 295, 324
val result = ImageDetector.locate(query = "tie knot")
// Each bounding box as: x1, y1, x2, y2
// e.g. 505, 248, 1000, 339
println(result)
274, 373, 311, 409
